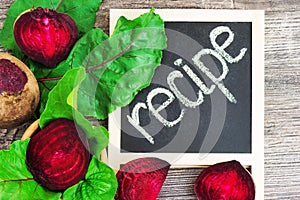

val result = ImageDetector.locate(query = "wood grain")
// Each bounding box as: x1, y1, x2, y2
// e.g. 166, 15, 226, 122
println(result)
1, 0, 300, 199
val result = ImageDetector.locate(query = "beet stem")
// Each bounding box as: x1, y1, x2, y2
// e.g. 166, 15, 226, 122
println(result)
37, 76, 63, 82
55, 0, 64, 11
1, 178, 35, 183
85, 42, 133, 73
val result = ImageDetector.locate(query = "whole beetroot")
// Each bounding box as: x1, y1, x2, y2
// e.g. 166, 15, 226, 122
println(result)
14, 7, 78, 68
115, 157, 170, 200
194, 160, 255, 200
26, 119, 90, 191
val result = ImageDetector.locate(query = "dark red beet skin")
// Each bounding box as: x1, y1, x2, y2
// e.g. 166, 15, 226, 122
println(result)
115, 157, 170, 200
194, 160, 255, 200
26, 119, 90, 191
14, 7, 78, 68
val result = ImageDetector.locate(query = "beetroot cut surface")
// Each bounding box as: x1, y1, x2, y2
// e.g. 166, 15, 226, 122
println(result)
194, 160, 255, 200
14, 7, 78, 68
26, 119, 90, 191
0, 59, 27, 94
115, 157, 170, 200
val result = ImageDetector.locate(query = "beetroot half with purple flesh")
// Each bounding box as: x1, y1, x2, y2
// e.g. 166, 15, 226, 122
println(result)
194, 160, 255, 200
26, 119, 90, 191
14, 7, 78, 68
0, 52, 40, 129
115, 157, 170, 200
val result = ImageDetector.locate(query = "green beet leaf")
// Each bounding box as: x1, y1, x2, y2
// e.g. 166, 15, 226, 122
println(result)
56, 0, 102, 37
63, 156, 117, 200
40, 67, 109, 159
0, 0, 102, 58
39, 68, 86, 125
80, 9, 166, 119
0, 140, 62, 200
33, 28, 108, 114
76, 8, 167, 119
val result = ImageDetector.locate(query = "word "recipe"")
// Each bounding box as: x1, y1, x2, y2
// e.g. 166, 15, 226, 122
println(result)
127, 26, 248, 144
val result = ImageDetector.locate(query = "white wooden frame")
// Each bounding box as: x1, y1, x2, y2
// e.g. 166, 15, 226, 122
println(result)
108, 9, 264, 199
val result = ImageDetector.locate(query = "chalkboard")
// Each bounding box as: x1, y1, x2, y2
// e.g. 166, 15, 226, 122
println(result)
108, 9, 264, 199
109, 9, 264, 173
120, 22, 252, 153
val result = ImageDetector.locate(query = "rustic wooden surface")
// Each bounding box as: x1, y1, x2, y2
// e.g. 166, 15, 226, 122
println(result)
1, 0, 300, 199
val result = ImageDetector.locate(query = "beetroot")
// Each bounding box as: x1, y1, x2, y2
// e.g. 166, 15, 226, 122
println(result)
0, 52, 40, 129
115, 157, 170, 200
14, 7, 78, 68
26, 119, 90, 191
194, 160, 255, 200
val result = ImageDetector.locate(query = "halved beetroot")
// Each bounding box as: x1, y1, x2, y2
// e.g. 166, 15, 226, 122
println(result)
194, 160, 255, 200
26, 119, 90, 191
0, 52, 40, 129
14, 7, 78, 68
115, 157, 170, 200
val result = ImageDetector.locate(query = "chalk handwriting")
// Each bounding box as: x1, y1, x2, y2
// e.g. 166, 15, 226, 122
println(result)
167, 70, 204, 108
147, 87, 185, 128
126, 26, 247, 144
209, 26, 247, 64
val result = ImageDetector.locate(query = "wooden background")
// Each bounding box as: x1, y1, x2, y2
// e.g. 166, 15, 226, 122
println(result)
1, 0, 300, 199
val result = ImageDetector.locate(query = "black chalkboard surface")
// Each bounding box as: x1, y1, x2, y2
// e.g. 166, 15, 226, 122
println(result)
120, 22, 252, 153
